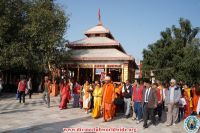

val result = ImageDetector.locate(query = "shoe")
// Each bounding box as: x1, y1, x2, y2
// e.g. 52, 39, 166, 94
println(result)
173, 123, 176, 126
166, 124, 171, 126
124, 115, 129, 119
153, 123, 156, 126
132, 117, 137, 120
102, 120, 107, 122
143, 125, 148, 128
136, 120, 142, 124
107, 118, 112, 122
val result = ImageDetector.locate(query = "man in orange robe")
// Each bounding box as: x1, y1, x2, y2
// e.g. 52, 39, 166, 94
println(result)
102, 76, 115, 122
192, 85, 200, 115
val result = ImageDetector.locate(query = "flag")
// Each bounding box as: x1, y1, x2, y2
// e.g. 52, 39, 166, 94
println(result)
98, 8, 101, 22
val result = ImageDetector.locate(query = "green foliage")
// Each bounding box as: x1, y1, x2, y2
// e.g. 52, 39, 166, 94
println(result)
142, 18, 200, 84
0, 0, 69, 73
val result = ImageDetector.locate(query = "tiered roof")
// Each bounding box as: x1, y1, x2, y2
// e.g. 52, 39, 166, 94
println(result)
69, 48, 133, 61
66, 15, 135, 62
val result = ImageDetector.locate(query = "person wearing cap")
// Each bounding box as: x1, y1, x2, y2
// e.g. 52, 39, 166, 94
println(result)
165, 79, 181, 126
142, 79, 158, 128
102, 76, 115, 122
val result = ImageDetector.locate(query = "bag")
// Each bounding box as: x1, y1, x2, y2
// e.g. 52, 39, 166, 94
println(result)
114, 97, 124, 105
16, 90, 20, 99
25, 89, 28, 95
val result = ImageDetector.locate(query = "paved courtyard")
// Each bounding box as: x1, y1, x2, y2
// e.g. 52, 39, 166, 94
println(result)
0, 93, 190, 133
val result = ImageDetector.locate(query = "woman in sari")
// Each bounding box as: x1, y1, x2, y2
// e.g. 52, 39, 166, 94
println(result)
183, 84, 193, 118
59, 79, 71, 110
92, 82, 103, 118
83, 80, 91, 113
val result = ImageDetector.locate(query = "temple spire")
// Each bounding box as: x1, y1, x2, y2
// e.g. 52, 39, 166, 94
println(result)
98, 8, 102, 25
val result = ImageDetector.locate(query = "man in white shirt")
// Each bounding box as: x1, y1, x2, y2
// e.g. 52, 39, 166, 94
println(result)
122, 80, 133, 118
142, 79, 158, 128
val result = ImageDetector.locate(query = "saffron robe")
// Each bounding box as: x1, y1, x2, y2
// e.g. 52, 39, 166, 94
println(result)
192, 87, 200, 113
51, 82, 58, 96
92, 86, 103, 118
102, 83, 115, 121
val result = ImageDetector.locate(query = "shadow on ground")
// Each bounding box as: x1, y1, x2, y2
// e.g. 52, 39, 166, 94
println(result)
0, 109, 36, 114
1, 116, 92, 133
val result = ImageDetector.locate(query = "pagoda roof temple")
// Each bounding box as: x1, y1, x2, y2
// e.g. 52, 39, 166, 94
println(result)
65, 10, 137, 83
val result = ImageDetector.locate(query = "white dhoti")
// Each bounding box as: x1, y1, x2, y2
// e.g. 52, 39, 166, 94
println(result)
83, 95, 91, 109
197, 97, 200, 114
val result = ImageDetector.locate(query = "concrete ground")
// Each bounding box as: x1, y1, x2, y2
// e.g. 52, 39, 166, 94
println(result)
0, 93, 190, 133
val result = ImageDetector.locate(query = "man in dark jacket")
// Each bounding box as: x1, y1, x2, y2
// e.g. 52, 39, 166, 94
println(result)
122, 80, 133, 118
142, 79, 158, 128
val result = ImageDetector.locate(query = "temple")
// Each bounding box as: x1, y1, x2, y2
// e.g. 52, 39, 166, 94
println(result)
65, 11, 137, 84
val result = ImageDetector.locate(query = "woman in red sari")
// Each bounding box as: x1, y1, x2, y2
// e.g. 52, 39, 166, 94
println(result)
59, 79, 71, 110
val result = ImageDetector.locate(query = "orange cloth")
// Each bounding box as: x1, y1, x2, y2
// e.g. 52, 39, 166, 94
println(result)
115, 87, 122, 98
184, 88, 193, 118
102, 83, 115, 121
192, 87, 200, 112
59, 84, 71, 109
51, 83, 58, 96
83, 84, 90, 99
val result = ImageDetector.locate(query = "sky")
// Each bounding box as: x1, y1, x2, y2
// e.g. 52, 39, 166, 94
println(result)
55, 0, 200, 61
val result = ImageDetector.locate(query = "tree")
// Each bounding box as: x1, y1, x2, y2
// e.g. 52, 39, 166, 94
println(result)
0, 0, 69, 74
142, 18, 200, 84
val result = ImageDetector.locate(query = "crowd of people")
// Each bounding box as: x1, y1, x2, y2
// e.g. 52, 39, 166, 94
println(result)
15, 75, 200, 129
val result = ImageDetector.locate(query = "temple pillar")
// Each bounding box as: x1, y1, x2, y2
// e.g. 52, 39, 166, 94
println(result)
121, 65, 124, 82
92, 64, 95, 81
105, 64, 107, 76
123, 63, 128, 82
77, 65, 80, 82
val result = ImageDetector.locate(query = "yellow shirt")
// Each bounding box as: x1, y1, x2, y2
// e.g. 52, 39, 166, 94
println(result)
185, 88, 193, 107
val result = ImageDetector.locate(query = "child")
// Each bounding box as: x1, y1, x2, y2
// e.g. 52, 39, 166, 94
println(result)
178, 94, 186, 122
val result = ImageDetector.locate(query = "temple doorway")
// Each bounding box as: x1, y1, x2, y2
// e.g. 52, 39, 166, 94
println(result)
109, 68, 121, 82
79, 68, 92, 85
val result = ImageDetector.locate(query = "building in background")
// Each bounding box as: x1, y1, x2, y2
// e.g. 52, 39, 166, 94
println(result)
135, 60, 143, 79
65, 11, 137, 84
